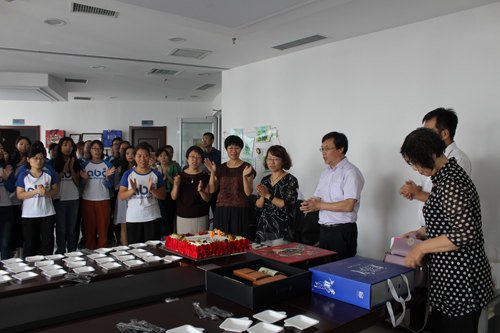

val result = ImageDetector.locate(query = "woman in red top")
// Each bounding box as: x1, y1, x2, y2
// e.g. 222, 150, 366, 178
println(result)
205, 136, 255, 238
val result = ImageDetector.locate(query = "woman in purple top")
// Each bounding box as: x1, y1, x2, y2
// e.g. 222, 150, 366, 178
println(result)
171, 146, 211, 235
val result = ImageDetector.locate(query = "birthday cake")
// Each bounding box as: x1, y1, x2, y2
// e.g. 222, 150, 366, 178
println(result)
163, 230, 251, 259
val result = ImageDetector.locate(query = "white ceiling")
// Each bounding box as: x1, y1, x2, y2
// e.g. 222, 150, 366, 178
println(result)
0, 0, 497, 102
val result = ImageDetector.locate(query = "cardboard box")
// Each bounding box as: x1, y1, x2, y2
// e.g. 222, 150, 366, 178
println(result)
247, 243, 336, 269
206, 259, 311, 309
310, 257, 415, 310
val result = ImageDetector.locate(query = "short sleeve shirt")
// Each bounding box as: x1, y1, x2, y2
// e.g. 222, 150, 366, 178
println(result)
215, 162, 256, 208
81, 161, 115, 201
15, 170, 59, 217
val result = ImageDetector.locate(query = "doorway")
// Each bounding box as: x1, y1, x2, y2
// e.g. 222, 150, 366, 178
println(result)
179, 117, 218, 168
129, 126, 167, 152
0, 126, 40, 156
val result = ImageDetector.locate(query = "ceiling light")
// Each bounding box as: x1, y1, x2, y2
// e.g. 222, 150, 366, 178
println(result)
190, 95, 198, 98
109, 96, 117, 99
177, 98, 185, 100
168, 37, 186, 42
44, 18, 66, 26
197, 73, 210, 76
91, 65, 105, 69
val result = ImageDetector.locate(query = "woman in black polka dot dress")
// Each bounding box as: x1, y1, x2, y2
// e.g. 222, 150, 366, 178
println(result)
400, 128, 493, 333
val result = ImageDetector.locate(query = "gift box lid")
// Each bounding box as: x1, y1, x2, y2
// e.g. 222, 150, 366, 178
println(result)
248, 243, 336, 264
310, 257, 414, 284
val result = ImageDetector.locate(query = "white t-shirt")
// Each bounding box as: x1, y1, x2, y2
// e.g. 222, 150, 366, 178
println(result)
15, 170, 58, 218
81, 161, 114, 201
119, 169, 165, 223
57, 170, 80, 201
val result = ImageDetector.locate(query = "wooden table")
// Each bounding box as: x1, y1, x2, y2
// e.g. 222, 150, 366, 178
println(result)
29, 288, 427, 333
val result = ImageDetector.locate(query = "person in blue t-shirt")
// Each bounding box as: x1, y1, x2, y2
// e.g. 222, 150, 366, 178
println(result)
16, 147, 59, 257
119, 143, 166, 244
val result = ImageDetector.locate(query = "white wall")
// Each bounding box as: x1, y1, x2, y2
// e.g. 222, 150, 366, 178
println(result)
222, 3, 500, 258
0, 100, 213, 162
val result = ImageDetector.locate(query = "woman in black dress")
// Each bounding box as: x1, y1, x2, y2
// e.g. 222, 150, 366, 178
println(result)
255, 145, 298, 245
400, 128, 492, 333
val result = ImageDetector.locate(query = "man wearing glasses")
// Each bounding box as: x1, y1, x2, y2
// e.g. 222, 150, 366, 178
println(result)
300, 131, 364, 260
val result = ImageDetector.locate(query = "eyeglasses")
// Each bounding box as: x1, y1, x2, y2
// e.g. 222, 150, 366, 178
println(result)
91, 148, 103, 151
266, 158, 282, 162
319, 147, 336, 152
30, 157, 45, 161
188, 156, 202, 160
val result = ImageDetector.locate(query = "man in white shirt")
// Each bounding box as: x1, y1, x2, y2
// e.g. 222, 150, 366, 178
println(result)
300, 131, 364, 260
399, 108, 471, 227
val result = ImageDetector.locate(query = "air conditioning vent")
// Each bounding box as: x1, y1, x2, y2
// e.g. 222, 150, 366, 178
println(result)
168, 48, 212, 60
147, 69, 184, 76
272, 34, 328, 51
70, 2, 119, 18
73, 96, 92, 100
195, 84, 216, 91
65, 78, 88, 83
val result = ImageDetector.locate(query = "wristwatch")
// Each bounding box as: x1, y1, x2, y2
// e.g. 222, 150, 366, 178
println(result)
267, 195, 274, 202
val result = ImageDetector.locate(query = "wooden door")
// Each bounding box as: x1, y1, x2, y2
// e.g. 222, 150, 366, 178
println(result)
129, 126, 166, 152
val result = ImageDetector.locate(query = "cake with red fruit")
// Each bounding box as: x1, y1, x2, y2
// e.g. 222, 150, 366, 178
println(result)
163, 229, 251, 259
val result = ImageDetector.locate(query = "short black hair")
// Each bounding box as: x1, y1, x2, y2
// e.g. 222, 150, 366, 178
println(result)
90, 140, 105, 160
48, 143, 58, 151
156, 147, 169, 158
422, 107, 458, 140
203, 132, 214, 140
112, 137, 123, 144
135, 142, 151, 155
186, 145, 204, 159
400, 127, 447, 169
224, 135, 244, 150
25, 147, 46, 169
121, 140, 130, 147
322, 132, 348, 155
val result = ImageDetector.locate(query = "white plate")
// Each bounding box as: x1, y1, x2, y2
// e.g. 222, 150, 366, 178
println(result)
12, 271, 38, 281
0, 270, 9, 275
94, 248, 113, 254
127, 248, 147, 254
7, 265, 35, 274
64, 251, 84, 257
66, 261, 86, 268
45, 254, 65, 260
95, 257, 115, 264
163, 255, 182, 262
116, 255, 135, 262
111, 245, 130, 251
25, 255, 45, 263
0, 275, 12, 284
110, 251, 129, 257
134, 252, 153, 258
34, 260, 55, 267
99, 262, 122, 270
146, 240, 162, 246
40, 264, 63, 272
128, 242, 147, 248
1, 258, 23, 265
73, 266, 95, 274
42, 269, 67, 278
219, 318, 253, 332
142, 256, 163, 263
87, 253, 106, 260
4, 262, 28, 269
283, 315, 319, 330
62, 256, 85, 263
122, 260, 144, 268
247, 322, 283, 333
166, 325, 204, 333
253, 310, 287, 324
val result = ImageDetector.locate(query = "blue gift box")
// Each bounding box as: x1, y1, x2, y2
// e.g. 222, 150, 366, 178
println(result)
309, 257, 415, 309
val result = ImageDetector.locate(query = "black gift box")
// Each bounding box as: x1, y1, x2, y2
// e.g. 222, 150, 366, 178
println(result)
206, 259, 311, 309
